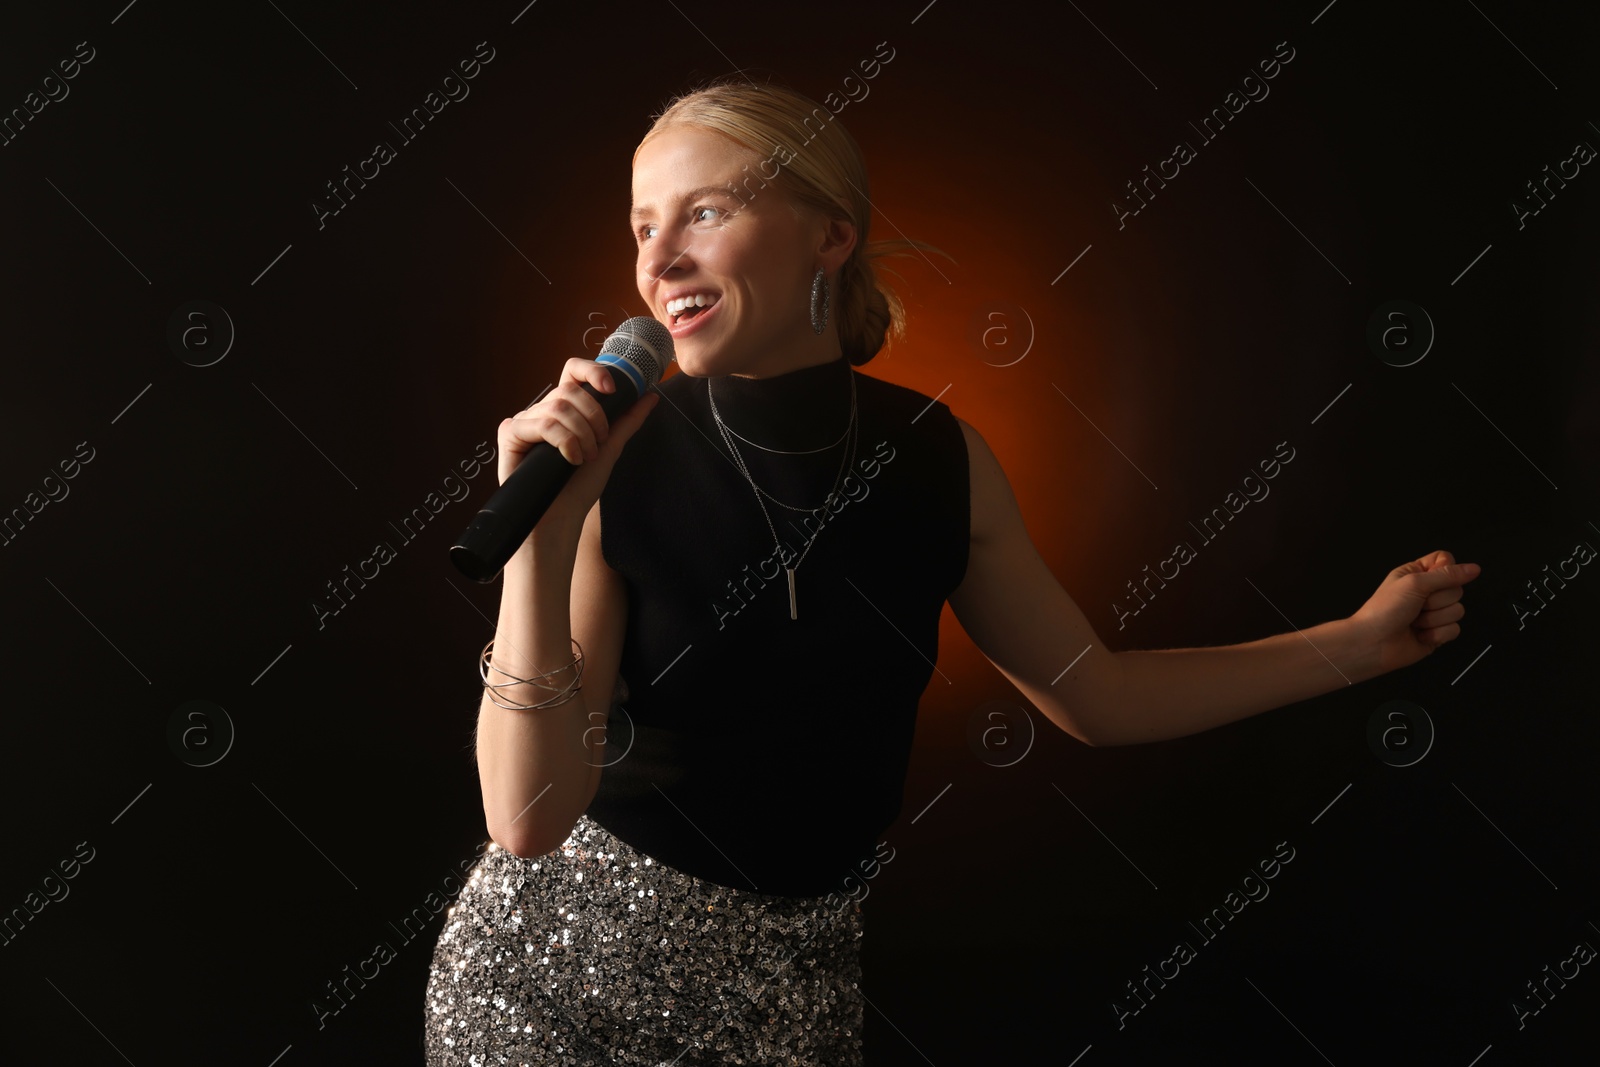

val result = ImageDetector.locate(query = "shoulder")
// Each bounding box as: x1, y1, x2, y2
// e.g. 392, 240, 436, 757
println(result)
950, 415, 1012, 549
852, 369, 973, 593
951, 414, 990, 461
849, 366, 947, 416
849, 368, 967, 453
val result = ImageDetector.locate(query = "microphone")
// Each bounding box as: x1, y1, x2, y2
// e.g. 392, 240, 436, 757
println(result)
450, 316, 675, 582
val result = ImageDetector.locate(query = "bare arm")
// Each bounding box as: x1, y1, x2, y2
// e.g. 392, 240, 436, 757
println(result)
946, 418, 1474, 747
945, 419, 1118, 746
569, 498, 627, 812
474, 513, 594, 857
1097, 623, 1381, 745
473, 356, 657, 856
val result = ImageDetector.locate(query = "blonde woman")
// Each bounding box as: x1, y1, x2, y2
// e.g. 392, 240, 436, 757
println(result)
423, 77, 1480, 1065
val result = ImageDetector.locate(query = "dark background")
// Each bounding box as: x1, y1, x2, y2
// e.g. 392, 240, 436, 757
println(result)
2, 0, 1596, 1063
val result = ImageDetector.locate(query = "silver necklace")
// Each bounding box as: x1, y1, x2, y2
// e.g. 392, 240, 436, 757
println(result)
707, 368, 858, 620
709, 386, 854, 454
708, 369, 858, 512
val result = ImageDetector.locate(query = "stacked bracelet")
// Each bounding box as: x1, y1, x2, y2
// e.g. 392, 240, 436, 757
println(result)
479, 638, 584, 710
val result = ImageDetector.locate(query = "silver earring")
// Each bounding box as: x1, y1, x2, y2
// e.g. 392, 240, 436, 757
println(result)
809, 267, 830, 334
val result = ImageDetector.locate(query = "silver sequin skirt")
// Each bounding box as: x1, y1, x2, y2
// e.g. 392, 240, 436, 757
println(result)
422, 812, 865, 1065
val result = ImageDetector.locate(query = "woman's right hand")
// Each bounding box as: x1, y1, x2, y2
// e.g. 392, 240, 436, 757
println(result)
497, 356, 662, 534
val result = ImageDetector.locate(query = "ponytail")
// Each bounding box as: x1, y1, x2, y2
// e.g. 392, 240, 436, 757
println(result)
835, 237, 946, 365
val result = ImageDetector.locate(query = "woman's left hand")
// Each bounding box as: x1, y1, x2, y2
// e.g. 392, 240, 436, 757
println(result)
1349, 549, 1483, 676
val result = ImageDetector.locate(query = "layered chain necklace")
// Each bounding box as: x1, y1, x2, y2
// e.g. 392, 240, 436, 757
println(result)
707, 364, 859, 620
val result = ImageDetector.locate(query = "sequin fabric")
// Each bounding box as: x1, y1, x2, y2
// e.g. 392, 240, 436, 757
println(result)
423, 813, 865, 1065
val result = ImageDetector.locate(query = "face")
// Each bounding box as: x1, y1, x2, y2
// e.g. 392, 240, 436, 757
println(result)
630, 124, 854, 378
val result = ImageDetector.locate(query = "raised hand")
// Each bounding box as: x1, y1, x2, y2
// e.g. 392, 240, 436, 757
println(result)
1349, 549, 1483, 675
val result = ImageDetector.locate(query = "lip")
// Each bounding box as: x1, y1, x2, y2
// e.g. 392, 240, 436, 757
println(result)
666, 297, 722, 339
661, 287, 722, 308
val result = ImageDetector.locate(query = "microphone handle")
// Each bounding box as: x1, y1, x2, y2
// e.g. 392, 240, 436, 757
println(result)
450, 365, 643, 582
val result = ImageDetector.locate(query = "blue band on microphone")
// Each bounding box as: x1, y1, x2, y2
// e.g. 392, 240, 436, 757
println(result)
596, 353, 646, 396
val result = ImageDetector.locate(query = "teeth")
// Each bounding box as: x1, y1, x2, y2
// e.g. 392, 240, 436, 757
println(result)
666, 293, 719, 316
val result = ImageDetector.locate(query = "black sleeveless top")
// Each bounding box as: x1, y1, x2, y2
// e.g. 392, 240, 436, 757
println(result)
590, 353, 969, 898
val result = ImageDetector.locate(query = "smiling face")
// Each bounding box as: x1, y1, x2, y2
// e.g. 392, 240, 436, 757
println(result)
631, 123, 855, 378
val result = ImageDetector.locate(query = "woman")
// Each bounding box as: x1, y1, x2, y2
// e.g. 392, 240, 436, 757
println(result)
422, 78, 1480, 1065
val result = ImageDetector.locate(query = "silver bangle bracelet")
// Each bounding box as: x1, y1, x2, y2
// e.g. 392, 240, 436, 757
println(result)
480, 638, 585, 709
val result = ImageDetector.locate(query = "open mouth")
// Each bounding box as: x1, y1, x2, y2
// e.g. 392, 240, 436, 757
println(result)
667, 293, 722, 326
666, 295, 723, 337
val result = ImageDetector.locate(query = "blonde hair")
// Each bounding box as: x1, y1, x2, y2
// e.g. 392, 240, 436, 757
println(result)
635, 76, 948, 366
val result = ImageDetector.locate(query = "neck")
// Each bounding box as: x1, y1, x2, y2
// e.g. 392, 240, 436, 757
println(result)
726, 333, 845, 379
706, 349, 854, 453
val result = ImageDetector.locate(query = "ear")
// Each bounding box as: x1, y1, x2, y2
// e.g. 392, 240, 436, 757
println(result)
813, 214, 857, 275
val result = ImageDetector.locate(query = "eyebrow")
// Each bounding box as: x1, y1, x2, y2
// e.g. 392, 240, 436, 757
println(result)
629, 183, 742, 223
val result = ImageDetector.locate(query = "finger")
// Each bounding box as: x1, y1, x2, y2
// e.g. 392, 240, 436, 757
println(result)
549, 388, 607, 459
1403, 561, 1481, 595
1418, 621, 1461, 646
1421, 585, 1465, 611
553, 380, 612, 446
567, 356, 617, 394
554, 361, 614, 419
555, 408, 602, 463
1426, 550, 1456, 570
502, 414, 562, 465
512, 403, 596, 465
1414, 602, 1465, 630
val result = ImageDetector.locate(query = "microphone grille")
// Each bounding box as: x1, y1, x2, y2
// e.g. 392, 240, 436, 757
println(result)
600, 316, 676, 390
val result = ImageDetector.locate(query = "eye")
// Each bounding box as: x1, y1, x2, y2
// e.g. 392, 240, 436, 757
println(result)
634, 205, 725, 243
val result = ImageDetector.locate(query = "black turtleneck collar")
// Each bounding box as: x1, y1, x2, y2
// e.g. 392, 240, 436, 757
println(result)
698, 354, 855, 454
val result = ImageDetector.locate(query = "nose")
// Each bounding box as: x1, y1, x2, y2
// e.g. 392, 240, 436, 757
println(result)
641, 232, 694, 286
